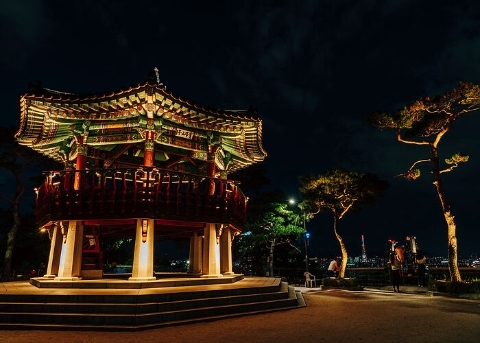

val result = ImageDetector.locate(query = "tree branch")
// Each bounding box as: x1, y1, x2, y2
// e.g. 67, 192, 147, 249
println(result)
396, 129, 430, 145
439, 163, 458, 174
432, 128, 448, 148
338, 201, 355, 220
409, 159, 431, 170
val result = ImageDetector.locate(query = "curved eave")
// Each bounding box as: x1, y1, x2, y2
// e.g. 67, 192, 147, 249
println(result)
19, 80, 261, 123
16, 98, 47, 145
244, 121, 267, 160
221, 121, 267, 166
16, 77, 267, 173
17, 82, 262, 144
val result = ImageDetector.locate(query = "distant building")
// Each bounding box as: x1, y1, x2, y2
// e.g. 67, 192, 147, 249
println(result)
361, 234, 367, 262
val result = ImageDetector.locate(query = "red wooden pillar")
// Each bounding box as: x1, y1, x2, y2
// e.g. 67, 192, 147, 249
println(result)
144, 130, 154, 167
207, 151, 216, 196
63, 161, 74, 191
74, 138, 87, 190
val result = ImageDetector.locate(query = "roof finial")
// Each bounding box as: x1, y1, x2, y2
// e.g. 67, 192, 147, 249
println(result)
154, 67, 160, 84
152, 67, 165, 88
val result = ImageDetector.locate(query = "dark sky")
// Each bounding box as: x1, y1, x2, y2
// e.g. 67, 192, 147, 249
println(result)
1, 0, 480, 258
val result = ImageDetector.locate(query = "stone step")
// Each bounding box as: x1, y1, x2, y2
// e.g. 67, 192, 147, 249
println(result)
0, 289, 291, 314
0, 281, 303, 330
0, 284, 280, 305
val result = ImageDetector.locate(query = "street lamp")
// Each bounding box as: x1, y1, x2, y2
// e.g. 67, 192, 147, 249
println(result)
289, 199, 309, 272
303, 214, 309, 273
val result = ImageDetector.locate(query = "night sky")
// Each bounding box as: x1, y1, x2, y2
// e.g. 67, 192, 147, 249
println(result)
1, 1, 480, 258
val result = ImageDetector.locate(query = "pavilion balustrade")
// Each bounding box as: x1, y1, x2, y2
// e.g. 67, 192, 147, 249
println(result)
34, 167, 246, 228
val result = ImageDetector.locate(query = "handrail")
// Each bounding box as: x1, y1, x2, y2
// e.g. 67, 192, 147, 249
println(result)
34, 168, 247, 229
40, 167, 242, 184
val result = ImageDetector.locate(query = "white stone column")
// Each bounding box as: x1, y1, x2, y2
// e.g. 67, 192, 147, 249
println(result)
202, 223, 222, 277
129, 218, 156, 281
72, 221, 84, 277
220, 226, 234, 275
188, 231, 203, 275
188, 234, 195, 273
56, 220, 83, 280
44, 223, 63, 278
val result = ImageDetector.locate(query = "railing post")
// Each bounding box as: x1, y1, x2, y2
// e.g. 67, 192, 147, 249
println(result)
176, 174, 182, 215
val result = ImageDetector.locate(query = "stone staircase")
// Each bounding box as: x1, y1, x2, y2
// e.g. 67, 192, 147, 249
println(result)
0, 278, 304, 331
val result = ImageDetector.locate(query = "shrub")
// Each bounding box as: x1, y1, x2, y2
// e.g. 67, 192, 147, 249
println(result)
322, 277, 358, 288
433, 280, 480, 294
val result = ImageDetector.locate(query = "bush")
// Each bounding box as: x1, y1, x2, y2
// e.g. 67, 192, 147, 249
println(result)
433, 280, 480, 294
322, 277, 359, 288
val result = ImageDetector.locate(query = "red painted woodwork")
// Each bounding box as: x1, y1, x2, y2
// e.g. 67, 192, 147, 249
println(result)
34, 168, 247, 236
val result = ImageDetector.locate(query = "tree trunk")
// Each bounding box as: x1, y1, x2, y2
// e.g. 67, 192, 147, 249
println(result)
431, 145, 461, 282
268, 238, 275, 277
333, 213, 348, 278
3, 171, 23, 277
3, 203, 21, 277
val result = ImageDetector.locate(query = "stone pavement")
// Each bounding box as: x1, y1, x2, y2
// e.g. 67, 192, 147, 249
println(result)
1, 282, 479, 343
298, 283, 480, 299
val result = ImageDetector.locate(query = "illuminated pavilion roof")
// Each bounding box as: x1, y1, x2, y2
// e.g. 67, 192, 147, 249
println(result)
15, 70, 267, 175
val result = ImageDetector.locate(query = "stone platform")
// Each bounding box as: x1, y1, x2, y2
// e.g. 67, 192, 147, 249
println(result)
0, 276, 304, 331
30, 273, 244, 289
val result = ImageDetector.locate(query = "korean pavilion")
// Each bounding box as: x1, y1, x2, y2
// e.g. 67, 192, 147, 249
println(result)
15, 69, 267, 282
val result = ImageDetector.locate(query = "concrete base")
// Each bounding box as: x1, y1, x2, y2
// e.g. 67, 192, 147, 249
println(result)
30, 274, 244, 289
128, 276, 156, 282
81, 269, 103, 279
201, 274, 224, 278
54, 276, 80, 281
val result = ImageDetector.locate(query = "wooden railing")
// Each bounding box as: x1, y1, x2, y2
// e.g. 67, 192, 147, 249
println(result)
34, 168, 247, 228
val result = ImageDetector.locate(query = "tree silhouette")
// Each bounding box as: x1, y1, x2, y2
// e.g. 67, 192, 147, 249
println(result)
367, 81, 480, 282
0, 126, 61, 277
235, 190, 305, 276
299, 169, 388, 278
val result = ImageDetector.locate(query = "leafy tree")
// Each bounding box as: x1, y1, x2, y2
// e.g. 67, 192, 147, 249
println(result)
103, 237, 134, 268
0, 208, 13, 277
367, 81, 480, 282
235, 190, 305, 276
0, 126, 61, 277
0, 209, 51, 279
10, 213, 50, 276
299, 169, 389, 278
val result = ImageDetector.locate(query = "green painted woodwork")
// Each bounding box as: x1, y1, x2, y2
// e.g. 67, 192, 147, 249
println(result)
16, 74, 266, 176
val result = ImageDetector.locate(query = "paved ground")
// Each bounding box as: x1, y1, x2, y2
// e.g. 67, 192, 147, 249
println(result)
1, 284, 479, 343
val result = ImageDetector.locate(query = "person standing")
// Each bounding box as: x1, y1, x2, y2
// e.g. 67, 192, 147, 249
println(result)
390, 251, 401, 292
327, 258, 339, 278
416, 249, 427, 287
394, 243, 405, 277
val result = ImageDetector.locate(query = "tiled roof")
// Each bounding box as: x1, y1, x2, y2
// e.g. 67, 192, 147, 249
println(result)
16, 71, 267, 174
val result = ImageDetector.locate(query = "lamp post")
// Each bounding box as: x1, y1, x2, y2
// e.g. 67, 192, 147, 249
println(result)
289, 199, 309, 273
303, 214, 309, 273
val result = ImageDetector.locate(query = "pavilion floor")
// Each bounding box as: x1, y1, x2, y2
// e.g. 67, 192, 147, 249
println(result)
29, 273, 244, 289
